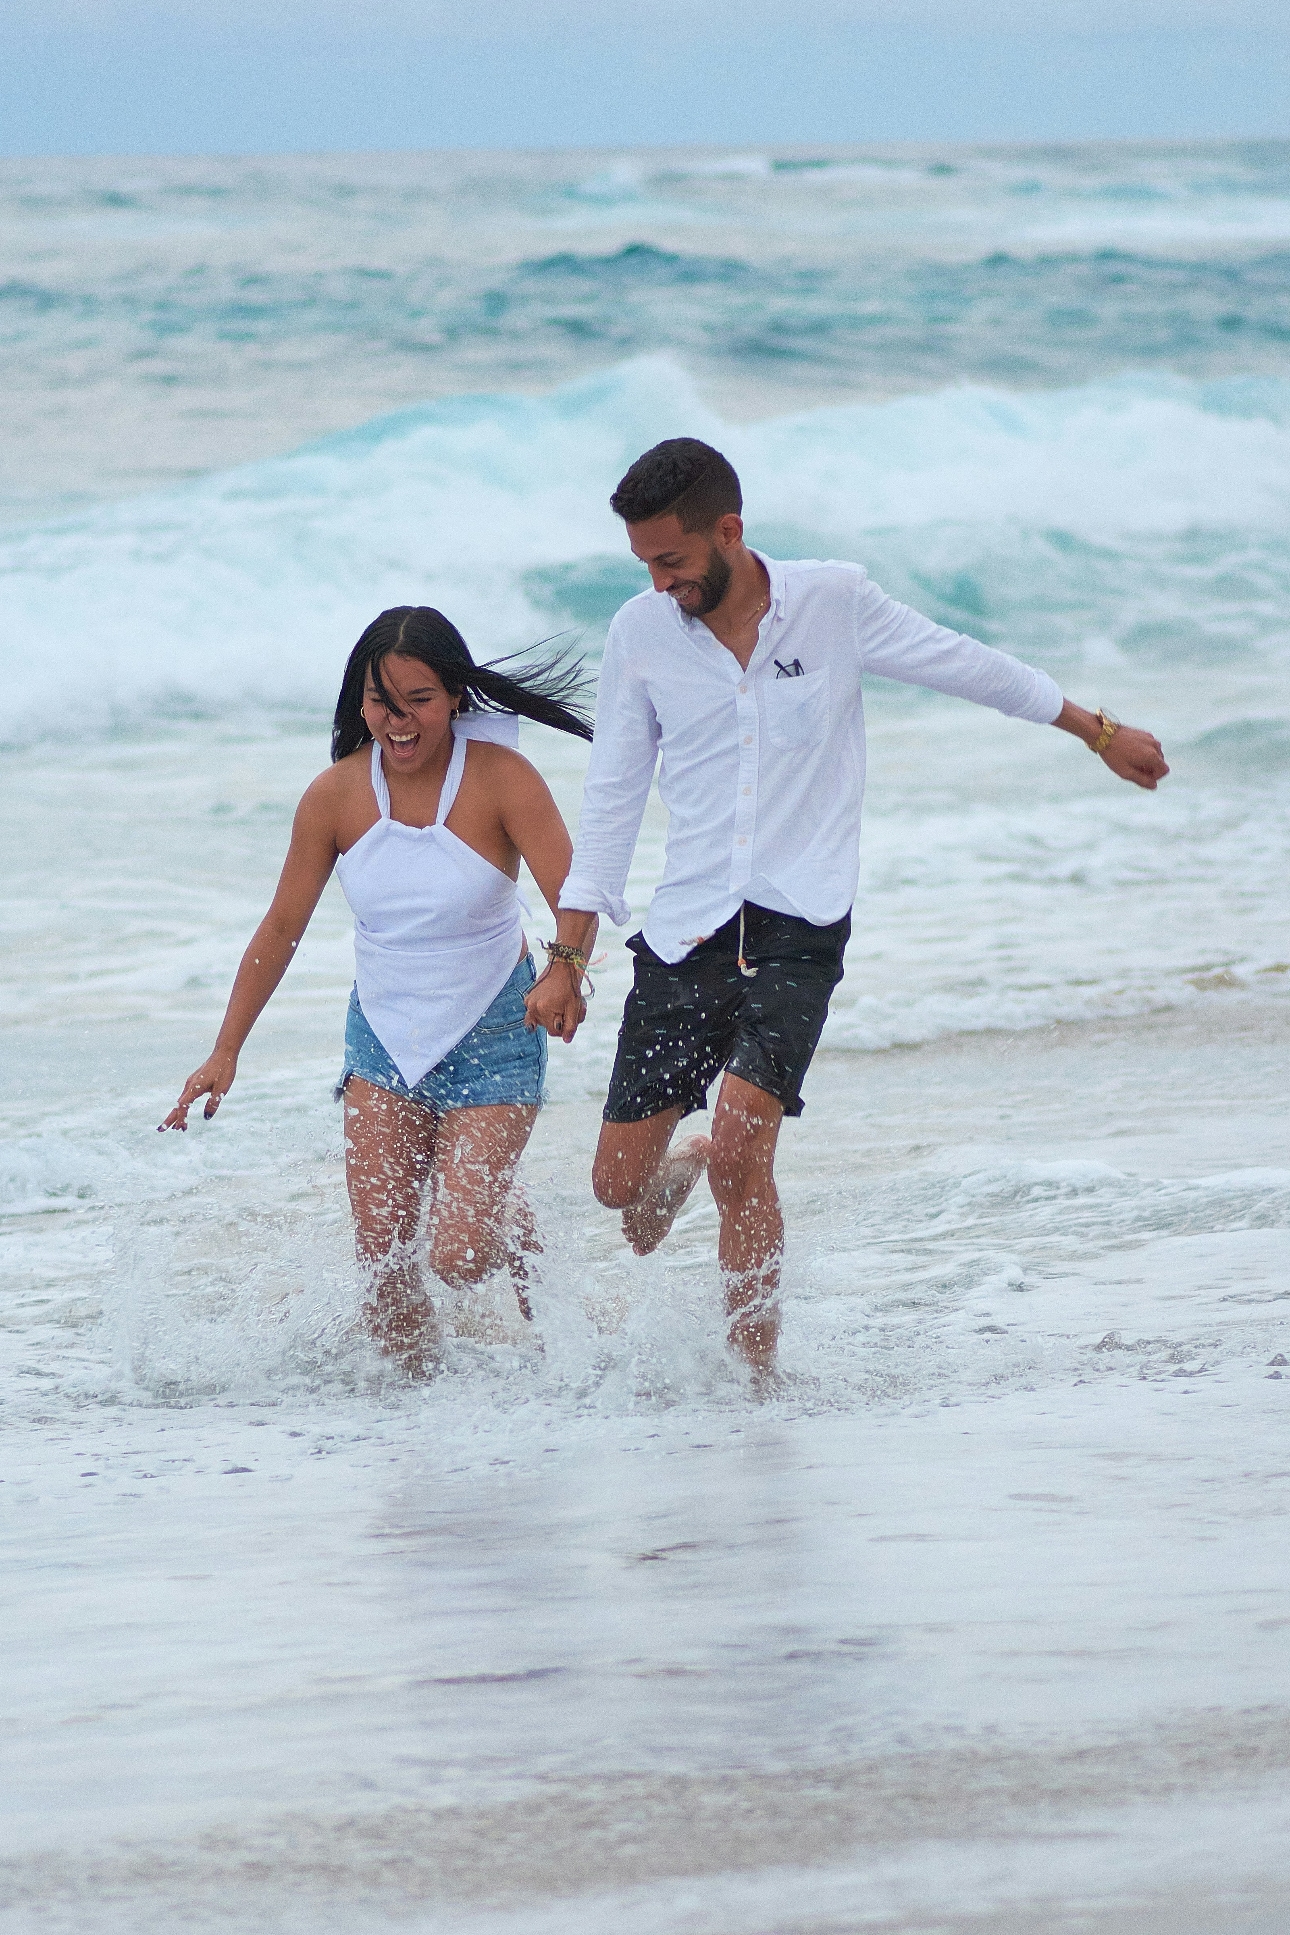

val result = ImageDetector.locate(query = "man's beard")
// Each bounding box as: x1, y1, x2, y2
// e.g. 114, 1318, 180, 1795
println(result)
679, 545, 731, 617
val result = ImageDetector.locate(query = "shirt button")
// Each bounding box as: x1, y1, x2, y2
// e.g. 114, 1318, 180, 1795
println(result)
742, 735, 752, 745
737, 836, 747, 846
742, 786, 751, 795
739, 682, 747, 693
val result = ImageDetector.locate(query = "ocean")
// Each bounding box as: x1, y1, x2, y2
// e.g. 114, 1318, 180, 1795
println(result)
2, 142, 1290, 1932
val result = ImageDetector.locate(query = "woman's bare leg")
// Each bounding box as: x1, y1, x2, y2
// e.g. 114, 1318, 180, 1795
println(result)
428, 1104, 540, 1294
343, 1075, 441, 1374
505, 1182, 542, 1320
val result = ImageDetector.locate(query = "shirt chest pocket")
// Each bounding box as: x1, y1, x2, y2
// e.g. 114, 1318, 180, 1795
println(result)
762, 665, 830, 748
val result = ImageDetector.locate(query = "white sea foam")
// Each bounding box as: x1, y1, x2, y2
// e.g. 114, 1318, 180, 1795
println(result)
1, 357, 1287, 745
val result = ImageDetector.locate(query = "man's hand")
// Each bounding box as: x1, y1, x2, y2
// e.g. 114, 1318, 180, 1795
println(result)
524, 960, 588, 1044
1053, 700, 1169, 790
1100, 724, 1169, 790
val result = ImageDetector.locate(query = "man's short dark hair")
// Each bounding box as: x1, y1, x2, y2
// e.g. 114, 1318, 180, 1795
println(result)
610, 438, 743, 531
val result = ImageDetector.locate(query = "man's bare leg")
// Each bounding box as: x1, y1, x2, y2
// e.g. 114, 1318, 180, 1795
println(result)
622, 1133, 711, 1255
707, 1073, 786, 1376
592, 1106, 712, 1256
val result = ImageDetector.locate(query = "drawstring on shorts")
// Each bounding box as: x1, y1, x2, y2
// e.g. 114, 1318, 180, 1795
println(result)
737, 904, 758, 979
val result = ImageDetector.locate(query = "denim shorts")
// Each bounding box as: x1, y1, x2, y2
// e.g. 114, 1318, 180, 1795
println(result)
338, 953, 546, 1114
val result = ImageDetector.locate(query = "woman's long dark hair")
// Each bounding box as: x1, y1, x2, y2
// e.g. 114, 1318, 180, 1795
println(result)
331, 607, 594, 762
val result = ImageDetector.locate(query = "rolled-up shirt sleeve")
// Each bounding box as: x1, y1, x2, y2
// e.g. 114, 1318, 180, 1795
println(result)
854, 572, 1063, 723
559, 619, 661, 925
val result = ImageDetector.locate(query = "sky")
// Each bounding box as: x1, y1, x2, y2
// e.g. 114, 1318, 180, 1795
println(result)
1, 0, 1287, 155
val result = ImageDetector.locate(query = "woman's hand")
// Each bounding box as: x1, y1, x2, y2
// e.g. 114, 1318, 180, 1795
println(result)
159, 1049, 239, 1131
155, 773, 341, 1136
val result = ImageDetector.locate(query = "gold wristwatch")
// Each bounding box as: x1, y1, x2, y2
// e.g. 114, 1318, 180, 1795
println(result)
1090, 708, 1120, 755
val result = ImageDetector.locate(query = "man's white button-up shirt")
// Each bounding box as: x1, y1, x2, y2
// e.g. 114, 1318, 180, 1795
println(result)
560, 553, 1064, 965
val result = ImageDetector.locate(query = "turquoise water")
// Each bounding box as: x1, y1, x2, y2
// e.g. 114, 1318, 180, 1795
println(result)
4, 140, 1290, 517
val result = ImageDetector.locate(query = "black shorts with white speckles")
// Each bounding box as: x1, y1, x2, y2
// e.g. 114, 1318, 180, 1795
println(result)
602, 902, 851, 1124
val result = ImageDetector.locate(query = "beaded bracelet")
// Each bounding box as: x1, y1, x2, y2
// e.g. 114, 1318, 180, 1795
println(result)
541, 940, 595, 994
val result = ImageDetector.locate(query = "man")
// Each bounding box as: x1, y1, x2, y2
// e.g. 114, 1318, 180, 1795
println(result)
525, 438, 1168, 1376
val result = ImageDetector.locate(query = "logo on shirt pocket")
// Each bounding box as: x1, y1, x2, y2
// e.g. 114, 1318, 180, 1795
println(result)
763, 665, 829, 748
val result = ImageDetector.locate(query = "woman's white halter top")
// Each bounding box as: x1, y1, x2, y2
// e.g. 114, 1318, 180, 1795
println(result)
334, 716, 525, 1087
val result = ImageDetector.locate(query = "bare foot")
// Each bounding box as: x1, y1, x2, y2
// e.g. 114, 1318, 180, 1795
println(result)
729, 1308, 781, 1386
622, 1134, 711, 1256
363, 1291, 443, 1378
724, 1268, 780, 1383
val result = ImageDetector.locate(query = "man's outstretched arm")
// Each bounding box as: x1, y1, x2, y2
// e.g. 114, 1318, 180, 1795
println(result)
854, 574, 1169, 789
1051, 699, 1169, 789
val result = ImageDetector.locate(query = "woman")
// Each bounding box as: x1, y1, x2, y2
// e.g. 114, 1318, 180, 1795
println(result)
162, 607, 595, 1374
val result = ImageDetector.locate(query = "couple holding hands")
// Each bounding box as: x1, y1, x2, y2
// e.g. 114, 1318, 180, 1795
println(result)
165, 438, 1168, 1379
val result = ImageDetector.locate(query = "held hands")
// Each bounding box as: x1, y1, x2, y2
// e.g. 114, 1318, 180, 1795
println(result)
524, 959, 588, 1044
159, 1050, 238, 1132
